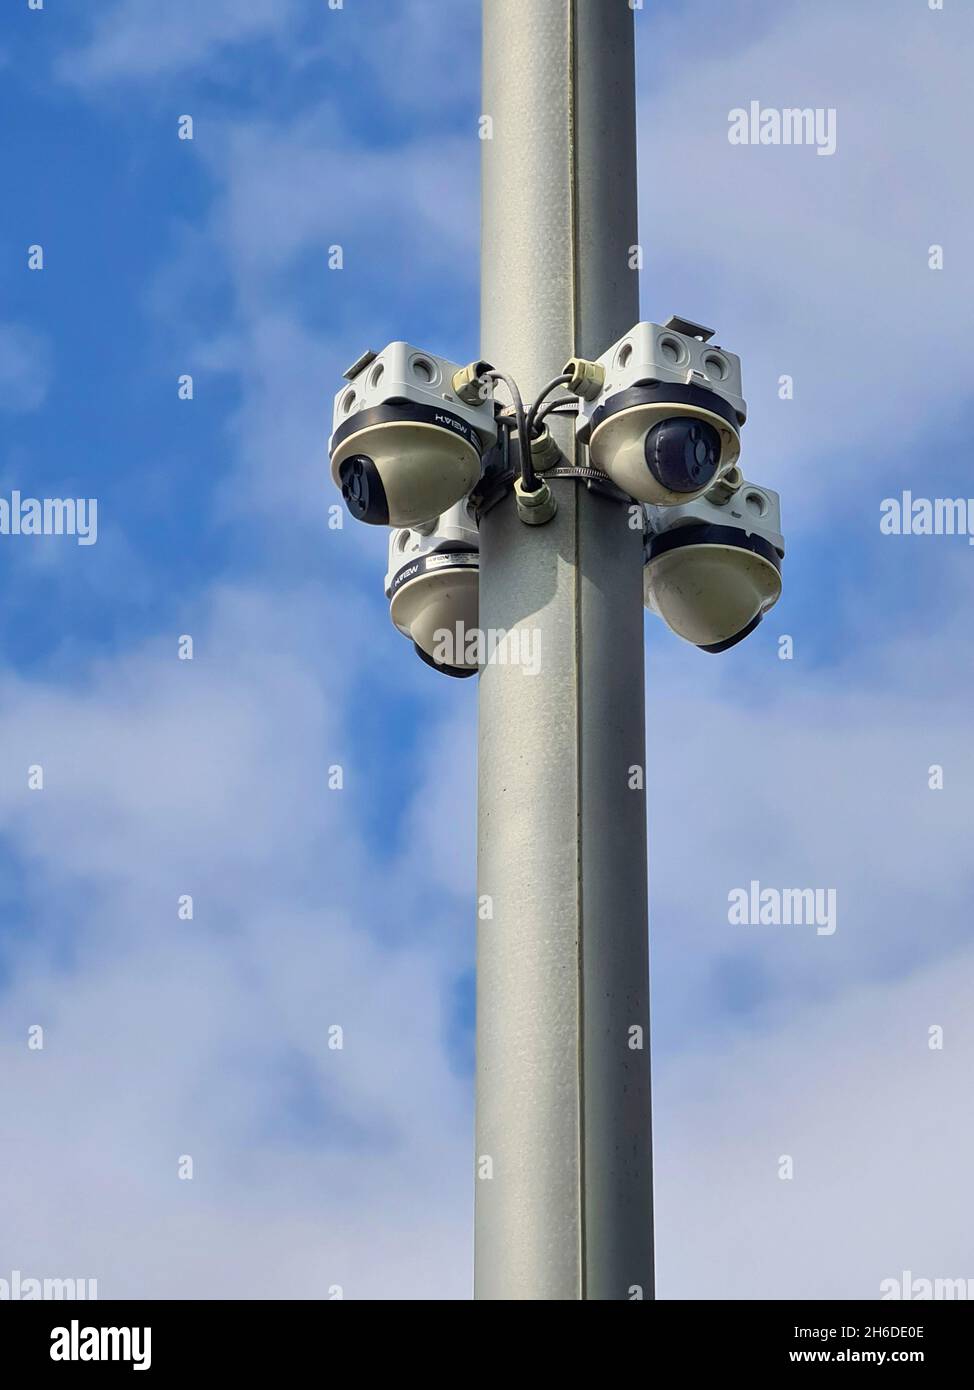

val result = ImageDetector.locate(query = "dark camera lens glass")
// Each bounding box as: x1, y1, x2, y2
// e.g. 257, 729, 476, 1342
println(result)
338, 455, 389, 525
644, 417, 721, 493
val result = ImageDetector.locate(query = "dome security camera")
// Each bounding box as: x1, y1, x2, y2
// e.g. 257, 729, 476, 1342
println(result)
329, 344, 498, 528
385, 500, 480, 678
567, 316, 747, 506
643, 473, 784, 653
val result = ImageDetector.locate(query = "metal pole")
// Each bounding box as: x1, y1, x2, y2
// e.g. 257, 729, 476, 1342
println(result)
476, 0, 654, 1300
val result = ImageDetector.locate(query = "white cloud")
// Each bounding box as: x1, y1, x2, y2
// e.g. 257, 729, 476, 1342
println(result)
2, 573, 971, 1297
636, 0, 974, 520
656, 946, 974, 1298
0, 323, 52, 414
647, 677, 972, 1026
19, 0, 974, 1301
0, 583, 473, 1298
152, 113, 479, 534
60, 0, 297, 84
59, 0, 480, 118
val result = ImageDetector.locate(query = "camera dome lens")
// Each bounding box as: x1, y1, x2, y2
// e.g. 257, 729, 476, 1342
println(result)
644, 417, 721, 494
338, 454, 389, 525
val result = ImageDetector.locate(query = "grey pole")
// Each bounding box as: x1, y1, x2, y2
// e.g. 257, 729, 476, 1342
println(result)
475, 0, 654, 1300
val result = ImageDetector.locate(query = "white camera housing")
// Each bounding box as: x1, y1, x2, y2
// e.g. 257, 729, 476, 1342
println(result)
575, 316, 747, 506
643, 472, 783, 652
329, 343, 497, 528
385, 500, 480, 678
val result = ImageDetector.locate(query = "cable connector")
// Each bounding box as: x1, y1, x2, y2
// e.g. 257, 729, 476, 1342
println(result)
529, 427, 562, 474
705, 465, 744, 506
515, 476, 557, 525
562, 356, 605, 401
451, 360, 494, 405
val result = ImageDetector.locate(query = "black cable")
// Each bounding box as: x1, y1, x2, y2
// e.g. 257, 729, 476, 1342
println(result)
526, 373, 573, 437
536, 398, 580, 425
487, 369, 538, 492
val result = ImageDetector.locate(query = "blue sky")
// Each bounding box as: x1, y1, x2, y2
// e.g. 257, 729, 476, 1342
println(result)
1, 0, 973, 1298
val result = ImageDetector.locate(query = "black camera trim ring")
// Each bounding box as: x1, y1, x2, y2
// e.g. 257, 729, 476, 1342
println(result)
700, 613, 764, 654
646, 522, 782, 572
388, 549, 479, 600
413, 643, 478, 679
330, 399, 486, 456
586, 380, 744, 444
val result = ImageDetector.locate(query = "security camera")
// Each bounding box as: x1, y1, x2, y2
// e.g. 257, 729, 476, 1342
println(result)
385, 499, 480, 678
329, 344, 497, 528
566, 316, 746, 505
643, 469, 783, 652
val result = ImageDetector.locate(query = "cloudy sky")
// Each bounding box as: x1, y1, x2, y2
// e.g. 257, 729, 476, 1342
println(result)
1, 0, 971, 1299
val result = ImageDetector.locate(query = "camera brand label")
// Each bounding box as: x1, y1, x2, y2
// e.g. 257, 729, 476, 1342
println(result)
390, 551, 478, 598
433, 412, 477, 446
424, 552, 477, 570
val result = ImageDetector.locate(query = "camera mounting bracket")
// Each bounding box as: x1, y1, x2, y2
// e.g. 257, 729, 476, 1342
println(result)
661, 315, 715, 343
